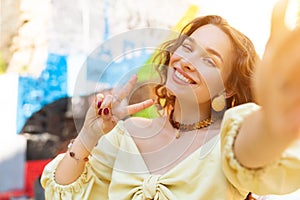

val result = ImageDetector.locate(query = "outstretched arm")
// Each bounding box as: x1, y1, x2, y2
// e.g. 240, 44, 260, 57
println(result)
234, 0, 300, 169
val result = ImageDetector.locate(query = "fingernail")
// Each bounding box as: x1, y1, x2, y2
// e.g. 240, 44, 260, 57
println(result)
98, 108, 102, 115
97, 101, 102, 108
103, 107, 109, 115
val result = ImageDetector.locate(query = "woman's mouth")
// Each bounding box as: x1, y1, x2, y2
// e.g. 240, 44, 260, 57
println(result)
174, 69, 196, 84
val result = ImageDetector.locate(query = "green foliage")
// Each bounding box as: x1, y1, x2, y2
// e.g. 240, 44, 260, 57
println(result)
132, 104, 159, 118
0, 52, 7, 74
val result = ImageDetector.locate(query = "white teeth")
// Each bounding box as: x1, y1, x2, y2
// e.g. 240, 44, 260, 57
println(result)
175, 70, 192, 83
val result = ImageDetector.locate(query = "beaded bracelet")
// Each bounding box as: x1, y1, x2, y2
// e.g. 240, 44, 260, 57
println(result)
68, 139, 89, 162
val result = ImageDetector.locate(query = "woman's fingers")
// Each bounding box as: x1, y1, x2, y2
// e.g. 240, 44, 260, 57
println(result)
112, 74, 138, 103
267, 0, 290, 50
92, 75, 153, 125
127, 99, 154, 115
270, 0, 289, 36
95, 93, 104, 110
100, 94, 113, 109
257, 0, 300, 137
255, 0, 296, 101
96, 94, 113, 120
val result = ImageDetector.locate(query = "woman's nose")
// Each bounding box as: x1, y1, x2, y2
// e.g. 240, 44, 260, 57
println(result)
181, 58, 196, 72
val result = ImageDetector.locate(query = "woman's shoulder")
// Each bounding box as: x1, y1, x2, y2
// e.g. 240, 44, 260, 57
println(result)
123, 116, 164, 137
123, 116, 157, 131
234, 102, 259, 109
124, 116, 153, 125
225, 102, 260, 117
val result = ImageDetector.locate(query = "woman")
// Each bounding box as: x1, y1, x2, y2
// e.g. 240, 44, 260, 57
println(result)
41, 0, 300, 199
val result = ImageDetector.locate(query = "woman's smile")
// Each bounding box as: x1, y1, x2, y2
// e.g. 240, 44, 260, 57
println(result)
173, 68, 197, 85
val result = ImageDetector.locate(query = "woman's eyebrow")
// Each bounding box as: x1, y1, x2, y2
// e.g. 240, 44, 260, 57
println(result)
206, 48, 224, 63
185, 37, 196, 44
185, 37, 224, 63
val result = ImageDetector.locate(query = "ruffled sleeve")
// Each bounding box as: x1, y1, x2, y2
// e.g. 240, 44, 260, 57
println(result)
41, 121, 125, 200
221, 103, 300, 196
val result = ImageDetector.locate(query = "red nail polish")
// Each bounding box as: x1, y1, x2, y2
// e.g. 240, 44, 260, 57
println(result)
103, 107, 109, 115
98, 108, 102, 115
97, 101, 102, 108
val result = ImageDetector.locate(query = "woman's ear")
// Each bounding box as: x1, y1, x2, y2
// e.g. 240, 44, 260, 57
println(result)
225, 90, 235, 98
225, 90, 237, 108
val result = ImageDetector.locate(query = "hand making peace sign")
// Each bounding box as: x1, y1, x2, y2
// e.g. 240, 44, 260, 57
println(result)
83, 74, 154, 136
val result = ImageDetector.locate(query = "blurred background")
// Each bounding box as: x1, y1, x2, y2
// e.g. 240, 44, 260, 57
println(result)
0, 0, 299, 199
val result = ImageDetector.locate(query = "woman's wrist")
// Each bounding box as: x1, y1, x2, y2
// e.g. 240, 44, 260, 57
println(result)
77, 126, 103, 152
67, 139, 90, 162
55, 137, 90, 184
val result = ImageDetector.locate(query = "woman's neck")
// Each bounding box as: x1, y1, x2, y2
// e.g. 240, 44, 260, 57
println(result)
171, 99, 211, 125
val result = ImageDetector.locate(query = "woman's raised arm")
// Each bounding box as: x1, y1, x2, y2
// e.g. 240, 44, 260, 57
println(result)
234, 0, 300, 169
54, 74, 154, 184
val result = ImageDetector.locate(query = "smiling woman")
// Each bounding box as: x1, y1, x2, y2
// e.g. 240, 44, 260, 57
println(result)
41, 0, 300, 199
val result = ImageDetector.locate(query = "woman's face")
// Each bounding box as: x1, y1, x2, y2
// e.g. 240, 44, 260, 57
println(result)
166, 24, 233, 105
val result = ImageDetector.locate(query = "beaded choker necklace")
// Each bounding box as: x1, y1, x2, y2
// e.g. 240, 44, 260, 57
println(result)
169, 110, 213, 139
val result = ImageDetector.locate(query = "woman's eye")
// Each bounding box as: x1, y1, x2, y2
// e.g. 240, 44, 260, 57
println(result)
181, 43, 193, 52
202, 57, 217, 67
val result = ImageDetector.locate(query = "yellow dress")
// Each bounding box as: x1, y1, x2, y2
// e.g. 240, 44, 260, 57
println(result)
41, 103, 300, 199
